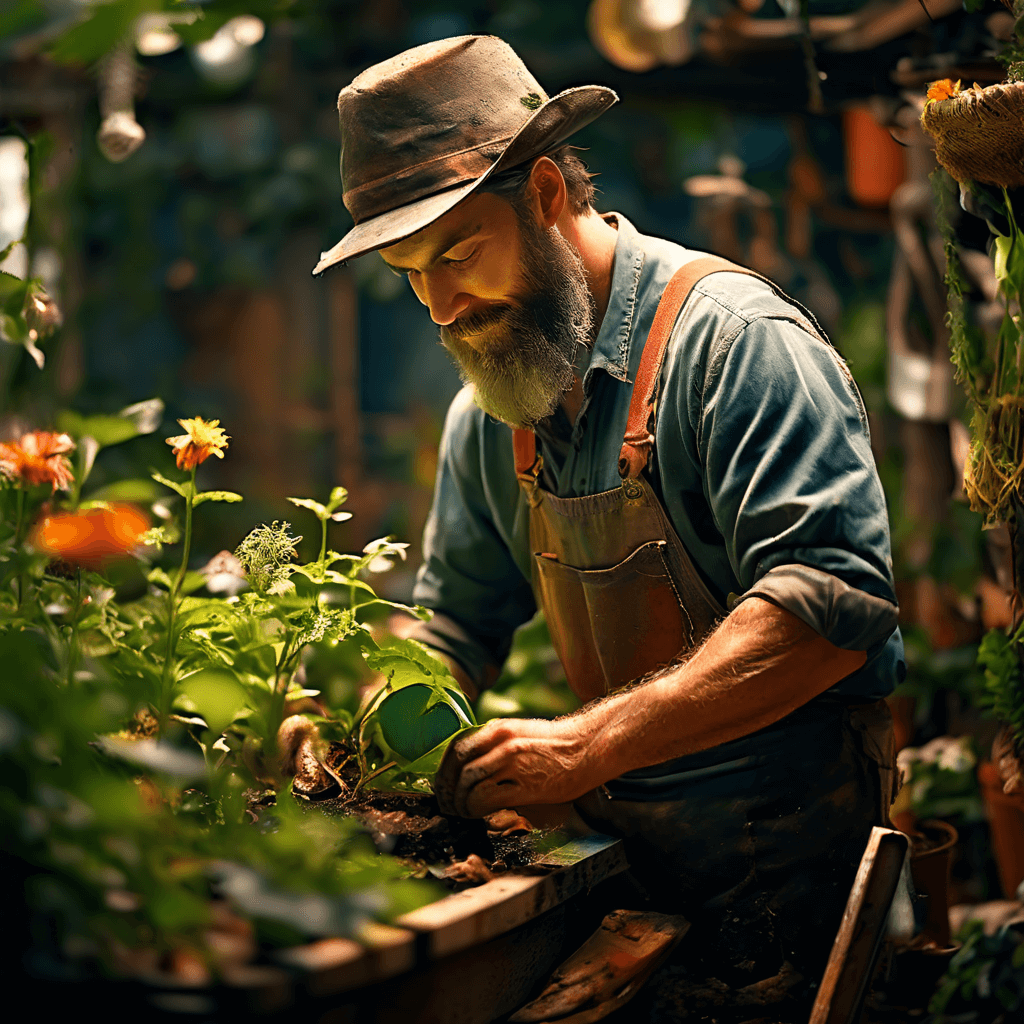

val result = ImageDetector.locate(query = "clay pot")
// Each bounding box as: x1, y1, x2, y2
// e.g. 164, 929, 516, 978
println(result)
908, 819, 959, 947
843, 106, 906, 208
978, 760, 1024, 898
887, 693, 916, 753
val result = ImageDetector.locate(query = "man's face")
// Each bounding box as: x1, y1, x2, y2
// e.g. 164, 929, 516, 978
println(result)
379, 191, 594, 429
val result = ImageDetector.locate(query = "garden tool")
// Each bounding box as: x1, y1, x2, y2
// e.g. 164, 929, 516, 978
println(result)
508, 909, 690, 1024
809, 826, 910, 1024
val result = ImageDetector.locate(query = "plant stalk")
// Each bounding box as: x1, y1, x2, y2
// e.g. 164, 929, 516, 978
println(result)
158, 466, 196, 731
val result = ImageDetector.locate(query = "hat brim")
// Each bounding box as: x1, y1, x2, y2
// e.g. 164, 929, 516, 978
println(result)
312, 84, 618, 276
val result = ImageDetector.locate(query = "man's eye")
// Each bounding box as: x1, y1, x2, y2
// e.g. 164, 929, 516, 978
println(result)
442, 248, 477, 266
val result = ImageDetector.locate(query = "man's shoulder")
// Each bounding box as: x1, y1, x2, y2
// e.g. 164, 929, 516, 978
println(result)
631, 225, 813, 334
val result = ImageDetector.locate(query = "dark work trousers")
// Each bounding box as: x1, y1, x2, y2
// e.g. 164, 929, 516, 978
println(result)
575, 698, 893, 999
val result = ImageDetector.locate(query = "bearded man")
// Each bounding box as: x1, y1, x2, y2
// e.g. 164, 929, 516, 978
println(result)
314, 35, 904, 999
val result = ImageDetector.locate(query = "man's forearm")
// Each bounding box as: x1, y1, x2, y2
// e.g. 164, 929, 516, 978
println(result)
572, 596, 868, 786
436, 596, 868, 817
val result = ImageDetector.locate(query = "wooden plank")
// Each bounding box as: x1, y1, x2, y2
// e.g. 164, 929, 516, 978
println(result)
274, 922, 416, 997
809, 826, 910, 1024
396, 834, 627, 960
274, 834, 626, 994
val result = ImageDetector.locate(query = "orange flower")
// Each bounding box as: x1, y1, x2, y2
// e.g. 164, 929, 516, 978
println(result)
0, 431, 75, 491
926, 79, 961, 104
165, 417, 230, 471
31, 504, 151, 570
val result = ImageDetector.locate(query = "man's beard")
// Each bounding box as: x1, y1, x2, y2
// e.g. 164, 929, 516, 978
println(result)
440, 213, 596, 430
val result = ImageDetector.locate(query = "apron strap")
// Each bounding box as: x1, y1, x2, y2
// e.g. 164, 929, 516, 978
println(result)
617, 255, 828, 480
619, 255, 753, 480
513, 255, 829, 484
513, 427, 540, 481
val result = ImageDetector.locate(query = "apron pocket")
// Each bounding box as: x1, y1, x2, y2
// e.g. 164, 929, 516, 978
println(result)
533, 540, 691, 699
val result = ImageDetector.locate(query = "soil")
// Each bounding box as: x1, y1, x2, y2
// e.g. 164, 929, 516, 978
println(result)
285, 738, 545, 887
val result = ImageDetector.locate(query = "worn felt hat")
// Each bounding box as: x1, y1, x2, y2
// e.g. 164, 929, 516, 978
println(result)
311, 35, 618, 275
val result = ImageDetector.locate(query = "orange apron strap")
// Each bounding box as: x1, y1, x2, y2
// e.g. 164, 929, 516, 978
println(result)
513, 427, 539, 480
618, 255, 756, 480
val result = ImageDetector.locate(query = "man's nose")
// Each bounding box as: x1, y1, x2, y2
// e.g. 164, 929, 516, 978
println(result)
412, 272, 471, 326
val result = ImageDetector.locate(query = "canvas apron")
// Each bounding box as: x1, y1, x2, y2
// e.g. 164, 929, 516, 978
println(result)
513, 256, 897, 981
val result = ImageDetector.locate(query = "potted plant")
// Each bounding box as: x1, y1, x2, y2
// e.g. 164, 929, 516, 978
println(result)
893, 736, 982, 946
976, 628, 1024, 898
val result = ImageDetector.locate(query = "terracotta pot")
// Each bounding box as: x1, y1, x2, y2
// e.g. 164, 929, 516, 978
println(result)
908, 819, 959, 947
978, 760, 1024, 898
887, 693, 916, 753
843, 106, 906, 208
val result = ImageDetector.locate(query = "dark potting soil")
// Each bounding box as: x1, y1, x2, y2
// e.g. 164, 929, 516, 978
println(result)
283, 739, 544, 885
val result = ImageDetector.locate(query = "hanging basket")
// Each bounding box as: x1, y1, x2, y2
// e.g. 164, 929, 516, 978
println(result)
921, 81, 1024, 188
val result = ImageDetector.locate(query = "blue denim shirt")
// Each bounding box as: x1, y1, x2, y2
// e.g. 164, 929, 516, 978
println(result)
411, 215, 904, 700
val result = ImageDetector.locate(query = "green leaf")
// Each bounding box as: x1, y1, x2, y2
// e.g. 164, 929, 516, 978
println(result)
178, 668, 248, 737
147, 567, 174, 590
363, 726, 480, 794
48, 0, 153, 65
56, 398, 164, 451
327, 486, 348, 512
152, 471, 189, 498
359, 640, 475, 770
89, 478, 162, 503
192, 490, 243, 507
0, 3, 47, 44
287, 497, 327, 519
994, 234, 1014, 283
0, 270, 29, 317
364, 637, 461, 686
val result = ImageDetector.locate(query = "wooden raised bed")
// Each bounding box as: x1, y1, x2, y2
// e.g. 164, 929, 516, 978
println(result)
138, 831, 628, 1022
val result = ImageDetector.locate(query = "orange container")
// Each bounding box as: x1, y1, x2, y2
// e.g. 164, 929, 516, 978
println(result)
843, 106, 906, 208
978, 760, 1024, 898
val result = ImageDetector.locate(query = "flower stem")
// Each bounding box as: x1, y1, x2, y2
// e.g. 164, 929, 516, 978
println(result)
66, 568, 82, 687
14, 488, 25, 609
319, 515, 327, 566
158, 467, 197, 731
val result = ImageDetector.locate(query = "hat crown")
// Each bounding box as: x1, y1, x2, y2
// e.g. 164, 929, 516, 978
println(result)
338, 35, 548, 223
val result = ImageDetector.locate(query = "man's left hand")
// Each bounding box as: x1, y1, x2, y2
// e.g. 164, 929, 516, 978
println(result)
435, 717, 598, 818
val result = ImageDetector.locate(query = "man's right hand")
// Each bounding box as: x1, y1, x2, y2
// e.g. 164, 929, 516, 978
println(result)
435, 716, 601, 818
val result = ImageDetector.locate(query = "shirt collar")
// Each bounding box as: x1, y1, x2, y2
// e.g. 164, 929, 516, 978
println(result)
585, 213, 645, 389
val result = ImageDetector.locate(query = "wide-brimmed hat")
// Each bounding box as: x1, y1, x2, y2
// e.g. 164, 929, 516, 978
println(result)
312, 35, 618, 275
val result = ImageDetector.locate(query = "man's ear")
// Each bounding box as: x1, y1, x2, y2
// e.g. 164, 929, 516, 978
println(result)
529, 156, 567, 228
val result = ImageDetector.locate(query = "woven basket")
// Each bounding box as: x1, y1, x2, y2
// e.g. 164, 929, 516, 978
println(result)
921, 82, 1024, 188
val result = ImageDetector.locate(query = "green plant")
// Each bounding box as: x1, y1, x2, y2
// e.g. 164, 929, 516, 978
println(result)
929, 918, 1024, 1021
895, 735, 984, 822
977, 626, 1024, 752
0, 411, 473, 982
937, 172, 1024, 527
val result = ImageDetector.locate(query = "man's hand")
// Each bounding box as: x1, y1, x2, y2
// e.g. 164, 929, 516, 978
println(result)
435, 718, 598, 818
435, 600, 868, 819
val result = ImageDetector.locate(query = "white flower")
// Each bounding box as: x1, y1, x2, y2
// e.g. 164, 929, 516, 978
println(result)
937, 736, 976, 774
916, 735, 975, 774
362, 538, 410, 574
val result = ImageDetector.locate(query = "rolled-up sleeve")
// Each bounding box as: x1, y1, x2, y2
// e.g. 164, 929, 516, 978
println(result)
409, 388, 536, 690
697, 315, 898, 655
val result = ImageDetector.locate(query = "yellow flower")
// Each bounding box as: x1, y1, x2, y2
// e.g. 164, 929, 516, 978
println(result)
925, 78, 961, 105
165, 417, 230, 471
